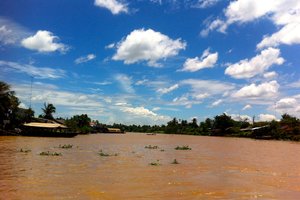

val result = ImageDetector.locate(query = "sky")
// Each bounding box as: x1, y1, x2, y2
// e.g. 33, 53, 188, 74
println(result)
1, 0, 300, 125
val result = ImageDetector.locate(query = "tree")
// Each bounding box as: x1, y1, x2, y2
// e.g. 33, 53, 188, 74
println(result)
65, 114, 91, 134
165, 118, 179, 134
213, 113, 234, 132
0, 81, 20, 128
41, 103, 56, 119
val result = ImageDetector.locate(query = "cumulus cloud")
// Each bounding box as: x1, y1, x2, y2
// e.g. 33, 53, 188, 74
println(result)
0, 60, 65, 79
94, 0, 128, 15
113, 28, 186, 67
157, 84, 179, 94
21, 30, 68, 53
115, 74, 134, 93
232, 81, 279, 99
120, 106, 171, 122
225, 48, 284, 79
276, 98, 297, 109
258, 114, 277, 122
274, 97, 300, 117
75, 54, 96, 64
180, 48, 218, 72
263, 71, 278, 79
201, 0, 300, 49
257, 23, 300, 49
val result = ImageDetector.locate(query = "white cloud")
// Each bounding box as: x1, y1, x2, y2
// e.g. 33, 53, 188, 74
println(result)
263, 71, 278, 79
181, 79, 235, 96
115, 74, 134, 93
75, 54, 96, 64
232, 81, 279, 99
193, 0, 220, 9
13, 83, 103, 110
21, 30, 68, 53
201, 0, 300, 49
229, 113, 252, 122
0, 17, 30, 46
200, 18, 226, 37
242, 104, 252, 110
257, 22, 300, 49
276, 98, 297, 109
258, 114, 277, 122
180, 48, 218, 72
105, 43, 115, 49
194, 93, 210, 100
157, 84, 179, 94
225, 48, 284, 79
94, 0, 128, 15
211, 99, 223, 107
120, 106, 171, 123
172, 94, 201, 108
0, 60, 65, 79
113, 28, 186, 67
273, 97, 300, 117
287, 80, 300, 88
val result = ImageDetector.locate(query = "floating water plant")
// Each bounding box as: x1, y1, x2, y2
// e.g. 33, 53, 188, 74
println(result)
171, 159, 179, 164
175, 145, 192, 150
145, 145, 159, 149
20, 148, 31, 153
149, 160, 161, 166
59, 144, 73, 149
98, 150, 118, 157
39, 151, 62, 156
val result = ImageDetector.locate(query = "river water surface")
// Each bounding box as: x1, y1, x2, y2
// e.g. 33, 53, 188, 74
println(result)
1, 133, 300, 199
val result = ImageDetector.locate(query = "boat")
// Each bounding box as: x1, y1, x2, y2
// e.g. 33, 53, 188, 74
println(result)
101, 128, 125, 134
21, 122, 78, 137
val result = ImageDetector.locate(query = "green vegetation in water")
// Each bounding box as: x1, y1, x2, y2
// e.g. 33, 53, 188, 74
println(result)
98, 150, 119, 157
19, 148, 31, 153
59, 144, 73, 149
149, 160, 161, 166
145, 145, 159, 149
39, 151, 62, 156
171, 159, 179, 164
175, 145, 192, 150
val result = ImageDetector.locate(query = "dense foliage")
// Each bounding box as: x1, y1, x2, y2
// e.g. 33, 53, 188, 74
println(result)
65, 114, 92, 134
0, 81, 34, 130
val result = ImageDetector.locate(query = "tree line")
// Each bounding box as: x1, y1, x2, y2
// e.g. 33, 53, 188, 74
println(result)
1, 80, 300, 140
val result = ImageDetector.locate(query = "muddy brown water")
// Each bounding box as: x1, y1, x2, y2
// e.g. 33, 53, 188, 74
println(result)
1, 133, 300, 199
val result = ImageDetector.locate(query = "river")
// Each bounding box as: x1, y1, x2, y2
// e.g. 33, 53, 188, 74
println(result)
0, 133, 300, 199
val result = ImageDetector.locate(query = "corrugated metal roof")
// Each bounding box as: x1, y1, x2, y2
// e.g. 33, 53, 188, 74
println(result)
23, 122, 67, 129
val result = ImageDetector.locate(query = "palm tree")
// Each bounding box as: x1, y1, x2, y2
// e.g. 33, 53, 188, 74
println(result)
41, 103, 56, 119
0, 81, 20, 128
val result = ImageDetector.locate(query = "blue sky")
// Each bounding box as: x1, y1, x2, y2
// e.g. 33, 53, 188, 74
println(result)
1, 0, 300, 125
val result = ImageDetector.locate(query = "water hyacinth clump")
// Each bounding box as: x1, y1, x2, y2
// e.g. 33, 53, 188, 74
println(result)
98, 149, 119, 157
149, 160, 161, 166
59, 144, 73, 149
145, 145, 159, 149
39, 151, 62, 156
19, 148, 31, 153
175, 145, 192, 150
